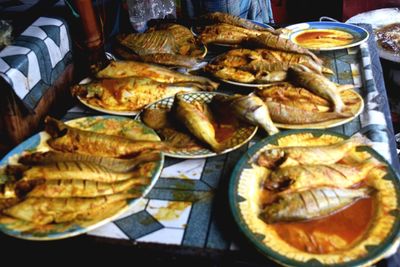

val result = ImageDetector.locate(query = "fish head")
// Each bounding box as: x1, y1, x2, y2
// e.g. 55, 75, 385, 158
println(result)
258, 148, 287, 169
265, 174, 294, 191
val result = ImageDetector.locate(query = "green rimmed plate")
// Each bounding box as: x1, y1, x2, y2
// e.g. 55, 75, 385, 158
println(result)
0, 115, 164, 240
229, 129, 400, 266
136, 92, 258, 158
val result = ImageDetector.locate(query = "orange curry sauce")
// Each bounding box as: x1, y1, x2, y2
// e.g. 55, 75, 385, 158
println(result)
270, 197, 375, 254
294, 30, 353, 47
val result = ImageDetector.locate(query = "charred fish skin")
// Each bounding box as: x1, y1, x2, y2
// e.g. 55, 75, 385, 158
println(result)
21, 161, 152, 183
173, 94, 222, 152
19, 151, 161, 173
265, 161, 378, 192
259, 187, 372, 224
288, 67, 348, 114
45, 116, 168, 158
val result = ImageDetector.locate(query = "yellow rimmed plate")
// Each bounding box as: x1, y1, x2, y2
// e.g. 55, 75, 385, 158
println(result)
0, 115, 164, 240
229, 129, 400, 266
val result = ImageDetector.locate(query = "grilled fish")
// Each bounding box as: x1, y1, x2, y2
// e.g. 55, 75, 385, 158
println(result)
265, 161, 378, 192
4, 193, 135, 225
255, 82, 330, 112
212, 94, 279, 135
97, 61, 219, 91
288, 66, 347, 113
199, 12, 277, 33
259, 187, 372, 223
199, 23, 262, 45
27, 178, 147, 198
72, 76, 201, 112
45, 117, 168, 157
19, 151, 161, 173
257, 134, 369, 168
21, 161, 154, 183
173, 94, 222, 152
117, 31, 178, 56
265, 101, 350, 124
247, 33, 323, 65
257, 49, 332, 74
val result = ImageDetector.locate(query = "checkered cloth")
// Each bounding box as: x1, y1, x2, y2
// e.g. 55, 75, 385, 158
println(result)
0, 16, 72, 111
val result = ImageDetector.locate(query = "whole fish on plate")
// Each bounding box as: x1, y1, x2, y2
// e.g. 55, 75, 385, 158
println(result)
288, 66, 348, 114
72, 76, 202, 112
211, 94, 279, 135
45, 117, 168, 158
3, 193, 136, 225
26, 178, 148, 198
259, 187, 372, 223
20, 161, 154, 183
199, 23, 262, 45
255, 82, 330, 112
256, 49, 333, 74
117, 31, 179, 56
264, 161, 378, 192
172, 94, 222, 152
246, 33, 323, 65
265, 101, 350, 124
199, 12, 277, 33
96, 61, 219, 91
257, 134, 369, 168
19, 151, 161, 173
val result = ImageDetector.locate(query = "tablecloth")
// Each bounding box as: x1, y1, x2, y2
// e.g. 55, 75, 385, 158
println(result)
60, 24, 400, 265
0, 16, 72, 111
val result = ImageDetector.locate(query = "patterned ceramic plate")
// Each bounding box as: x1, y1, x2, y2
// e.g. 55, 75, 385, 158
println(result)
0, 116, 164, 240
136, 92, 258, 158
272, 88, 364, 129
229, 129, 400, 266
285, 21, 369, 51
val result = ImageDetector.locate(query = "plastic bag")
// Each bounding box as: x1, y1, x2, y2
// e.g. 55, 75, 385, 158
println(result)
126, 0, 176, 32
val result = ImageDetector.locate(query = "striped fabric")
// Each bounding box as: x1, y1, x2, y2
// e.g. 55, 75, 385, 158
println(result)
182, 0, 274, 23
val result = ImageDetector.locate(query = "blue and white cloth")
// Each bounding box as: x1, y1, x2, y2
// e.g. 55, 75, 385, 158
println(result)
182, 0, 274, 23
0, 16, 72, 111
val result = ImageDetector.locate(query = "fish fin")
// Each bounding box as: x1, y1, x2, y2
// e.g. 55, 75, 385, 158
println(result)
322, 66, 334, 74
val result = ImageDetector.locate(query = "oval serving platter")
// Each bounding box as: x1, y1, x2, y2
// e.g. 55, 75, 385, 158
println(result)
229, 129, 400, 266
285, 21, 369, 50
136, 92, 258, 158
0, 115, 164, 240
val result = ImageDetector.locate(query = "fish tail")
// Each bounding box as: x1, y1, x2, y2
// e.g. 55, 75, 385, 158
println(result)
346, 133, 372, 147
